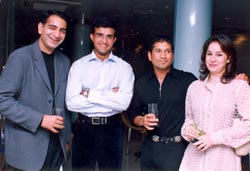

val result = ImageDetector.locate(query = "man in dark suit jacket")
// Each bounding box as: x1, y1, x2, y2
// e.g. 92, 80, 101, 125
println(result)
0, 10, 71, 171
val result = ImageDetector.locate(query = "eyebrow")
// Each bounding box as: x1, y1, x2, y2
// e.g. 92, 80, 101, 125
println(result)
95, 32, 114, 36
48, 24, 67, 31
207, 50, 224, 53
60, 28, 67, 32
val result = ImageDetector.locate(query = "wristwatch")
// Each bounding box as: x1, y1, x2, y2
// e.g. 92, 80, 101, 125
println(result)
83, 88, 89, 98
83, 90, 88, 98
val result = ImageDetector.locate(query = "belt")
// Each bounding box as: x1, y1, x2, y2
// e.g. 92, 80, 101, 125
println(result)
151, 135, 182, 143
77, 113, 120, 125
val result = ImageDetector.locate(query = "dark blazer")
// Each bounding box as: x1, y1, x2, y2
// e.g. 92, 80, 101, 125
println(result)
0, 41, 71, 171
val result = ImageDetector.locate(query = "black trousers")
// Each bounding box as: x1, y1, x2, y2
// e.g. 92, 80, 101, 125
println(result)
71, 117, 123, 171
41, 133, 64, 171
141, 138, 188, 171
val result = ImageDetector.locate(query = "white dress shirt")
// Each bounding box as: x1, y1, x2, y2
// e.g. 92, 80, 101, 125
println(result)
66, 51, 135, 117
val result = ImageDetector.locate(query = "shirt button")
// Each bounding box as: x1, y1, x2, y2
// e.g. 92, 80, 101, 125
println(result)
48, 99, 52, 103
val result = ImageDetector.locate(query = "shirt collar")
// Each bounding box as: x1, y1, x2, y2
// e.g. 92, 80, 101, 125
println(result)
147, 66, 178, 81
203, 75, 223, 91
88, 50, 117, 63
203, 75, 223, 85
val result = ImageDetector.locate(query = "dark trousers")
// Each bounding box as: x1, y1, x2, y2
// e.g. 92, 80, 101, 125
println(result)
41, 133, 64, 171
71, 118, 123, 171
242, 154, 250, 171
141, 138, 187, 171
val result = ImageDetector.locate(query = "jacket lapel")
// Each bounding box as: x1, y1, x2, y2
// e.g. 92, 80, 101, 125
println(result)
33, 41, 52, 93
54, 52, 63, 96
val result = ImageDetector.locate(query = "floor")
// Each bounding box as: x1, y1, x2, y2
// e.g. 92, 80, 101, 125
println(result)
120, 129, 142, 171
0, 126, 250, 171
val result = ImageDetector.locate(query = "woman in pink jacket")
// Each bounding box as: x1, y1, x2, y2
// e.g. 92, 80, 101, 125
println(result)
179, 34, 250, 171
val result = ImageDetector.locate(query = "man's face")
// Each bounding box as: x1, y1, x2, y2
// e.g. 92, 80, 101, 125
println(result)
90, 27, 117, 60
148, 41, 174, 72
38, 14, 67, 54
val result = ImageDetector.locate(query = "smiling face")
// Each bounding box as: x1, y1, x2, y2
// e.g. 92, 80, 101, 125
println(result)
38, 14, 67, 54
90, 27, 117, 61
148, 41, 174, 73
205, 41, 230, 78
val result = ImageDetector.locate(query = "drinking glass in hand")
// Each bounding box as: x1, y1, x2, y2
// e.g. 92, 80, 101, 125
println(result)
148, 103, 159, 127
191, 123, 205, 143
53, 108, 64, 131
53, 108, 64, 116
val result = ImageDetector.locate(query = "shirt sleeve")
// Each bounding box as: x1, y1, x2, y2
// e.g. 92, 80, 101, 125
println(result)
181, 84, 196, 142
127, 78, 147, 125
66, 60, 135, 114
66, 61, 97, 113
0, 53, 43, 133
87, 63, 135, 111
212, 81, 250, 148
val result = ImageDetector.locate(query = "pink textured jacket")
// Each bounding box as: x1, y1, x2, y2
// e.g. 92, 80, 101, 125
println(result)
179, 78, 250, 171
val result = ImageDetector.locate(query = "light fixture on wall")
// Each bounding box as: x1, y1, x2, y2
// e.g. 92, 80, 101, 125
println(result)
234, 34, 248, 46
31, 0, 82, 11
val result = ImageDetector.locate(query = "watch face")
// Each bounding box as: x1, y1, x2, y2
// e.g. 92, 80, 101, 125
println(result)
83, 91, 88, 97
83, 88, 89, 97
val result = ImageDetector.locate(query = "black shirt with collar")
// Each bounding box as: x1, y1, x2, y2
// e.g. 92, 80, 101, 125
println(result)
128, 67, 197, 137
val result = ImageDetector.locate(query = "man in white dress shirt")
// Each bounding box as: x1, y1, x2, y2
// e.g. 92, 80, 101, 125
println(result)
66, 16, 135, 171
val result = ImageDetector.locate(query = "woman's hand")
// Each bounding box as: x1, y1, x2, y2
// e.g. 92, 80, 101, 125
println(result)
183, 124, 200, 142
193, 133, 214, 151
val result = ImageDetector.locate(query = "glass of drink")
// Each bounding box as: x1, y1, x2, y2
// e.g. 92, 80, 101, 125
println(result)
53, 108, 64, 116
148, 103, 159, 127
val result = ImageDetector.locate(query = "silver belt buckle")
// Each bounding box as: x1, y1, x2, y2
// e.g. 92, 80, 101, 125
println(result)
91, 117, 108, 125
174, 136, 182, 142
92, 117, 101, 125
101, 117, 108, 124
152, 135, 160, 142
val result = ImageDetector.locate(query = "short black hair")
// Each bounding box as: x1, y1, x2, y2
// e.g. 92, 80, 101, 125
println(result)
91, 16, 117, 35
40, 10, 69, 25
148, 34, 174, 52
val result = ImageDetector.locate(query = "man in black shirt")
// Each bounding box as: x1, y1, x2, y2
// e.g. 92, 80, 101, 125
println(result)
128, 34, 197, 171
